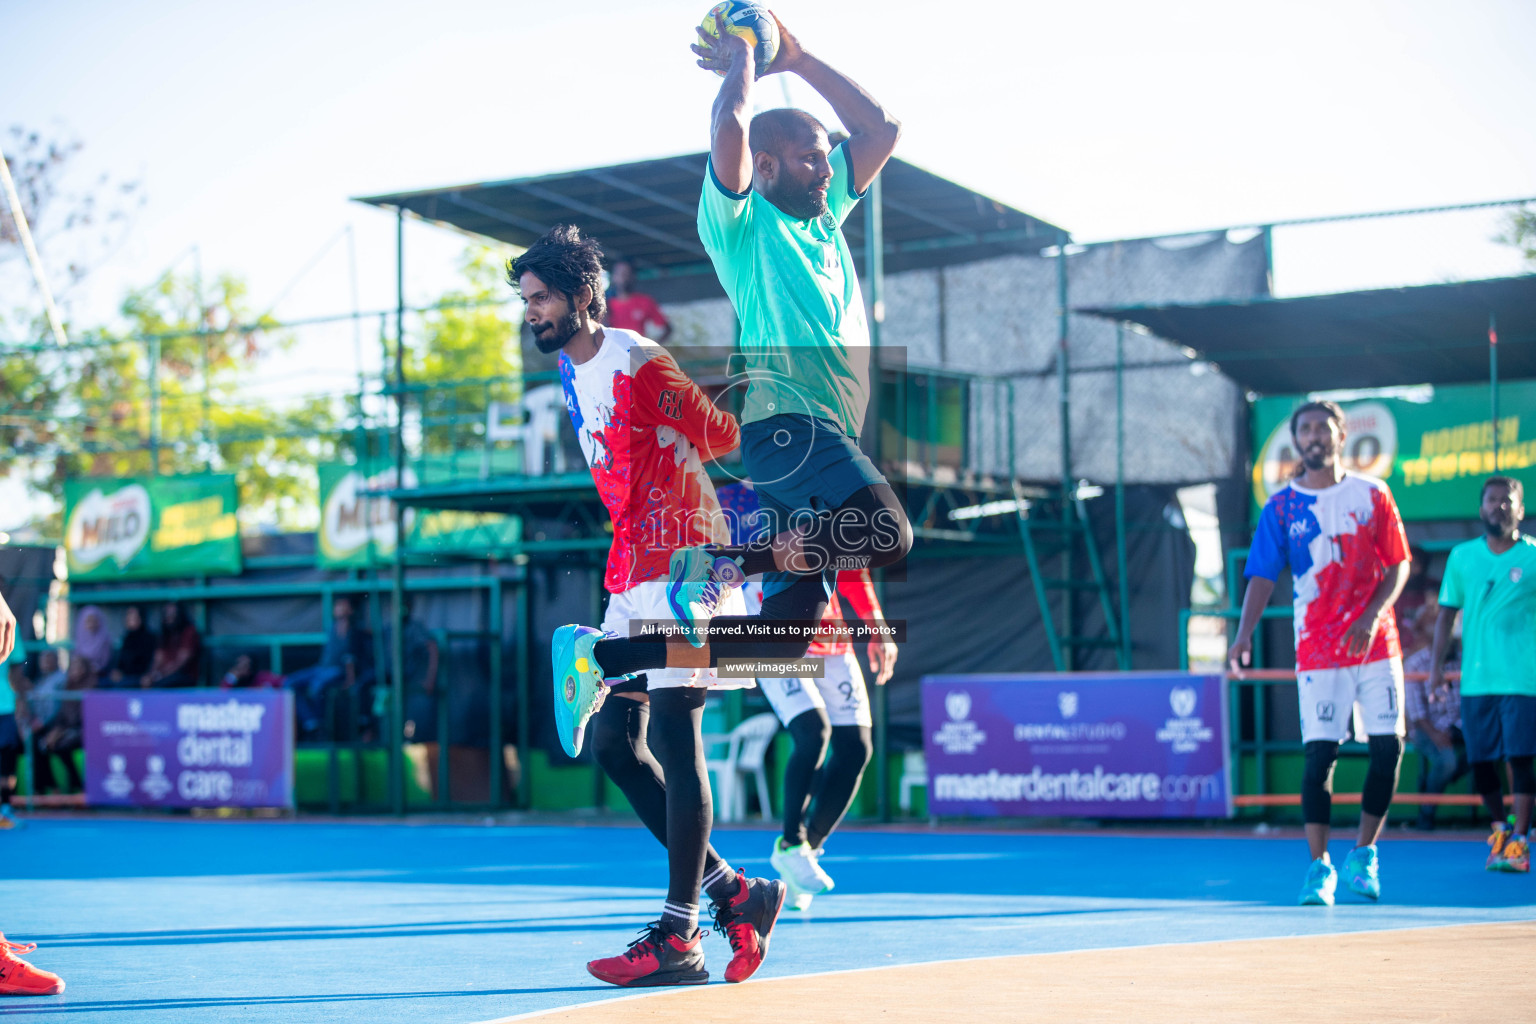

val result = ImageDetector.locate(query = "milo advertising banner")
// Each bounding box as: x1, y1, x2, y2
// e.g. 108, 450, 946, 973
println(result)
64, 474, 241, 580
1252, 380, 1536, 521
317, 461, 521, 567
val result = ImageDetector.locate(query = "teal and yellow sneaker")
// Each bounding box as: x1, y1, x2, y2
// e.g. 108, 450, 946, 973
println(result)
1298, 857, 1337, 906
666, 548, 745, 648
552, 624, 610, 757
1342, 844, 1380, 900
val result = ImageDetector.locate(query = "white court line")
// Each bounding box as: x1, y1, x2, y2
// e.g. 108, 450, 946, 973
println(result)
466, 916, 1536, 1024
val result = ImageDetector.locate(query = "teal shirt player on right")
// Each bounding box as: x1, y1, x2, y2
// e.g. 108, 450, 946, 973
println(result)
697, 144, 870, 439
1439, 534, 1536, 697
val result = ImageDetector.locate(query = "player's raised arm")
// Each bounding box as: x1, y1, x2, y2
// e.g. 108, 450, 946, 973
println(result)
765, 13, 900, 194
693, 11, 755, 195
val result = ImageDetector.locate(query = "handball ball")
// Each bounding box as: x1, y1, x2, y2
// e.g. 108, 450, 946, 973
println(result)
699, 1, 779, 78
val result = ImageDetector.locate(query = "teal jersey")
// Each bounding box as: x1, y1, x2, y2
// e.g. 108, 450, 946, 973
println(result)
1439, 534, 1536, 697
697, 143, 870, 437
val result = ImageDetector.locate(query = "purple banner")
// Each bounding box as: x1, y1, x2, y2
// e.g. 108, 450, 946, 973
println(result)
83, 690, 294, 809
922, 672, 1231, 819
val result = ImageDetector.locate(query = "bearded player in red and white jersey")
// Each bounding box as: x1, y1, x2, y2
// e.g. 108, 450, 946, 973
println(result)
511, 226, 784, 988
1230, 400, 1411, 906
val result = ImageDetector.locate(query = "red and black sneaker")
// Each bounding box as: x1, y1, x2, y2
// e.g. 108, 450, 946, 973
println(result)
586, 922, 708, 988
0, 935, 65, 997
710, 874, 786, 983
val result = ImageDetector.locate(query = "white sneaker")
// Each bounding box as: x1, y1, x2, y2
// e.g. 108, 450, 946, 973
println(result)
771, 837, 834, 895
787, 889, 815, 912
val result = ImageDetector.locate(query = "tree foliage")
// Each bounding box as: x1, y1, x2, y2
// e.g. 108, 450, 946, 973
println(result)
1498, 206, 1536, 266
1, 270, 338, 534
1, 125, 144, 335
409, 245, 521, 455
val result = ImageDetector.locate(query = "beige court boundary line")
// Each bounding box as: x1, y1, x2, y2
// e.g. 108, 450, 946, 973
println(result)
473, 917, 1536, 1023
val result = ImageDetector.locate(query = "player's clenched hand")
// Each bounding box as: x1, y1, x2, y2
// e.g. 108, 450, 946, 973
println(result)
763, 11, 806, 75
1226, 635, 1252, 674
867, 639, 897, 686
0, 589, 15, 664
692, 11, 751, 74
1342, 613, 1379, 659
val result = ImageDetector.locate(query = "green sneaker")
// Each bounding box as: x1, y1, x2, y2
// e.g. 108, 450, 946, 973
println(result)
1298, 857, 1337, 906
1342, 844, 1380, 900
666, 548, 745, 648
551, 624, 609, 757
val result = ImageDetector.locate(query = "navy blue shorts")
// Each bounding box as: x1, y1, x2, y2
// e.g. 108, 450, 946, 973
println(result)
0, 713, 19, 753
741, 414, 887, 598
1460, 693, 1536, 763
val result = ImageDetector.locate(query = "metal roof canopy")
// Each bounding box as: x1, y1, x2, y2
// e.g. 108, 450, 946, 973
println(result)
355, 151, 1067, 302
1080, 275, 1536, 395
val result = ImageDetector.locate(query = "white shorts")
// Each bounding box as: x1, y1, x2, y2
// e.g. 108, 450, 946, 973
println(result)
1296, 657, 1405, 743
759, 647, 872, 728
601, 581, 752, 690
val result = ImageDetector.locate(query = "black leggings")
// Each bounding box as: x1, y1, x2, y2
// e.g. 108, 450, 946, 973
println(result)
589, 689, 725, 908
780, 710, 874, 849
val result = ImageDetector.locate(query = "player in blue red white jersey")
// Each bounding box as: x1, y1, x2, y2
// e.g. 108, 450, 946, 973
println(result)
510, 226, 783, 987
1229, 400, 1411, 906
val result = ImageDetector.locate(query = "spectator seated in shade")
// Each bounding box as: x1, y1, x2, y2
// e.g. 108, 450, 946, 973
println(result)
35, 656, 95, 795
219, 653, 283, 689
72, 606, 113, 676
288, 597, 373, 737
381, 599, 440, 744
604, 258, 672, 342
107, 605, 157, 688
143, 603, 201, 688
1402, 599, 1467, 831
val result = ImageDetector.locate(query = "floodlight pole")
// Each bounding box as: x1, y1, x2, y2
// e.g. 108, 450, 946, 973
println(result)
390, 207, 407, 816
864, 172, 890, 823
1490, 312, 1500, 470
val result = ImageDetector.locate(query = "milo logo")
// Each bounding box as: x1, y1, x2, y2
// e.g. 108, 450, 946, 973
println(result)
66, 484, 152, 571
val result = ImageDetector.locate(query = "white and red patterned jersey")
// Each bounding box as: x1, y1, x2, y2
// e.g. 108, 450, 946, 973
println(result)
1245, 472, 1411, 671
559, 328, 740, 593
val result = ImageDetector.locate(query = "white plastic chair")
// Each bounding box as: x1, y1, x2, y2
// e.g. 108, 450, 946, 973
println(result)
706, 713, 780, 822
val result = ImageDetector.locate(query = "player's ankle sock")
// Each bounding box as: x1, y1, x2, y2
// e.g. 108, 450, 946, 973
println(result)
660, 901, 698, 937
593, 637, 666, 678
702, 861, 739, 904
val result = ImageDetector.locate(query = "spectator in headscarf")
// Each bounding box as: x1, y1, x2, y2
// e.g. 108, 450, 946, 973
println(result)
108, 606, 157, 687
143, 603, 201, 688
72, 606, 113, 675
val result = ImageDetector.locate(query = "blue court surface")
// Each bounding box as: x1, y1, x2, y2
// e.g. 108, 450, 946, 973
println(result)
1, 819, 1531, 1022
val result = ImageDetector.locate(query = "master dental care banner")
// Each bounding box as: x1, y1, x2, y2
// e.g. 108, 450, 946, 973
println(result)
923, 673, 1232, 819
83, 690, 294, 809
64, 474, 241, 580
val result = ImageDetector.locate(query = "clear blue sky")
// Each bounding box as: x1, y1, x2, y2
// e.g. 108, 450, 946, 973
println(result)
3, 0, 1535, 528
